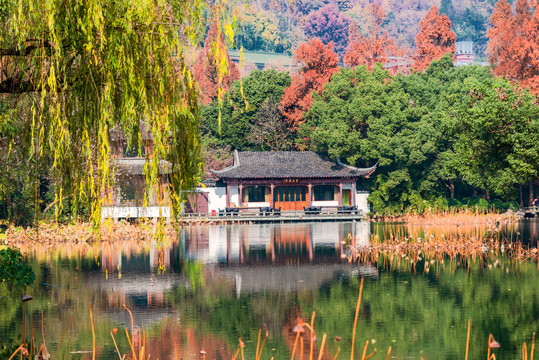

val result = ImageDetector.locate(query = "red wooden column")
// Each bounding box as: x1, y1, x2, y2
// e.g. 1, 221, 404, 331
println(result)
307, 183, 312, 206
338, 183, 343, 206
239, 184, 243, 207
270, 184, 275, 206
226, 184, 230, 207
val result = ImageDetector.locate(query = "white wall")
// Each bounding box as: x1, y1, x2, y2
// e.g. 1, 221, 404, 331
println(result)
203, 186, 227, 213
229, 185, 239, 207
355, 191, 370, 214
101, 206, 170, 219
311, 200, 339, 207
246, 202, 270, 208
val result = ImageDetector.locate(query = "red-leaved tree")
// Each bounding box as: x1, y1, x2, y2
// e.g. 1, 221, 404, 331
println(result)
413, 6, 456, 71
193, 24, 240, 105
344, 4, 402, 72
280, 39, 340, 132
488, 0, 539, 95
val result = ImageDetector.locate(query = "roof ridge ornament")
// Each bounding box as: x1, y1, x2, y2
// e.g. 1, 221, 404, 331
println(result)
233, 149, 240, 166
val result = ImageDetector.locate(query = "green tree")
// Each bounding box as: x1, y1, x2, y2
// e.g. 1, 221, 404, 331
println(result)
202, 69, 292, 150
0, 248, 34, 295
301, 55, 508, 213
451, 78, 539, 198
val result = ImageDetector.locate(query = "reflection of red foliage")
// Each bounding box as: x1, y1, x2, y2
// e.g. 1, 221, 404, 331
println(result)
413, 6, 456, 72
280, 39, 340, 132
193, 24, 240, 105
141, 322, 235, 360
488, 0, 539, 95
344, 5, 402, 73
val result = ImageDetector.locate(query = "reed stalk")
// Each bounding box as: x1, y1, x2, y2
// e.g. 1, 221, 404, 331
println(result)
317, 334, 327, 360
291, 331, 301, 360
309, 312, 316, 360
524, 342, 528, 360
531, 333, 535, 360
21, 301, 25, 360
384, 346, 391, 360
110, 330, 122, 360
89, 303, 95, 360
300, 334, 304, 360
125, 328, 137, 360
332, 337, 341, 360
8, 345, 24, 360
53, 315, 75, 360
361, 340, 368, 360
255, 329, 261, 360
465, 318, 471, 360
123, 304, 135, 344
257, 329, 269, 360
351, 278, 365, 360
487, 334, 492, 360
123, 304, 137, 360
364, 349, 377, 360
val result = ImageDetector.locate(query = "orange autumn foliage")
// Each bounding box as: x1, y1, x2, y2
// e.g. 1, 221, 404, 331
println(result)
193, 24, 240, 105
413, 6, 456, 71
487, 0, 539, 95
344, 5, 403, 72
280, 39, 340, 132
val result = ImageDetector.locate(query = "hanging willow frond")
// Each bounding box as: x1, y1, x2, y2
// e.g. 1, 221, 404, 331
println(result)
0, 0, 235, 228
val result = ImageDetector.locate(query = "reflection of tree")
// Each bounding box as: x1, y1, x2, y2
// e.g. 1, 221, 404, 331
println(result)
297, 259, 539, 359
1, 234, 537, 360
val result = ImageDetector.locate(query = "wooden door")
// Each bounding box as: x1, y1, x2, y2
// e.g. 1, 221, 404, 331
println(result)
273, 186, 308, 211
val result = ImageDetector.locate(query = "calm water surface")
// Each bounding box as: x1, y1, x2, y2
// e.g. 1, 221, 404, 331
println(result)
1, 220, 538, 359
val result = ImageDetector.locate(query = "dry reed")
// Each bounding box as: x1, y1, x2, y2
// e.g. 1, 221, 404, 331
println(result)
374, 208, 515, 225
348, 222, 538, 275
350, 278, 364, 360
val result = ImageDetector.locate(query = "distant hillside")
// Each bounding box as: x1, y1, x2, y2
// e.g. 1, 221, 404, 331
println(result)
229, 0, 494, 60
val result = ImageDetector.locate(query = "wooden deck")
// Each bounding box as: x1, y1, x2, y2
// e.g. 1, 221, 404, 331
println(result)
181, 209, 364, 223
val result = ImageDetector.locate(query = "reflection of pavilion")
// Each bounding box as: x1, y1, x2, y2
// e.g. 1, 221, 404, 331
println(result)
181, 222, 370, 264
95, 241, 179, 322
182, 222, 375, 295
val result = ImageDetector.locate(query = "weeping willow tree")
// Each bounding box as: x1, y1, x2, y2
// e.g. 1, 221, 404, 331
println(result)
0, 0, 236, 227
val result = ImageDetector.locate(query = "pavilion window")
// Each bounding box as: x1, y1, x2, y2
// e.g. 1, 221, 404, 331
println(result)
244, 186, 268, 202
122, 142, 146, 158
313, 185, 337, 201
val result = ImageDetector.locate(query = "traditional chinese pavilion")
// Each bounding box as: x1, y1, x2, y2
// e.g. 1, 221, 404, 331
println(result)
209, 151, 376, 212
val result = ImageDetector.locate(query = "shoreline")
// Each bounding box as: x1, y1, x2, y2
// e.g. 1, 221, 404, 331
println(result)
0, 212, 527, 250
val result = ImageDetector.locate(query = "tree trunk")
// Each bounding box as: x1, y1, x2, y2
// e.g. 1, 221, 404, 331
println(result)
519, 184, 524, 208
450, 179, 454, 199
485, 190, 490, 200
529, 182, 534, 207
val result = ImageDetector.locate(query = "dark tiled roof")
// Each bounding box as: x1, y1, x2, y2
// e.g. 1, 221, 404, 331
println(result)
211, 151, 376, 179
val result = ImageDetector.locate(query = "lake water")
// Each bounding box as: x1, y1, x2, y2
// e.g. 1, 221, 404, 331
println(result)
1, 219, 538, 359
